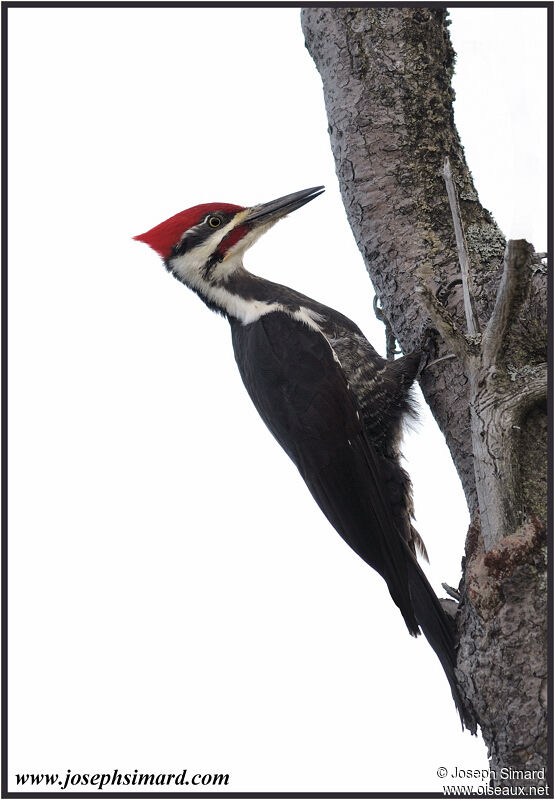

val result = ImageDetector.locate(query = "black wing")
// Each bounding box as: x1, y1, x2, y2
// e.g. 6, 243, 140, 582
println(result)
230, 311, 419, 633
230, 310, 475, 729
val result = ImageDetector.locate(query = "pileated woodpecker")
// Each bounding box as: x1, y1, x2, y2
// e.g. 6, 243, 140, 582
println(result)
135, 186, 472, 729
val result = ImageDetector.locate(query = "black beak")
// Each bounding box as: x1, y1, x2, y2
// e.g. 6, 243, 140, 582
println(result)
245, 186, 325, 226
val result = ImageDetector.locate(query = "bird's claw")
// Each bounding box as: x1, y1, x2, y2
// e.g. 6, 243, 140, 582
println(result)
416, 328, 439, 375
442, 582, 461, 602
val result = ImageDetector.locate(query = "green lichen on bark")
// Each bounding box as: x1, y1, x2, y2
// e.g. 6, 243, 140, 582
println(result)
396, 11, 463, 233
395, 9, 507, 324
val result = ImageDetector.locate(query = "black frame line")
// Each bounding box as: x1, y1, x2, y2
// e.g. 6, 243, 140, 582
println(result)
0, 1, 553, 7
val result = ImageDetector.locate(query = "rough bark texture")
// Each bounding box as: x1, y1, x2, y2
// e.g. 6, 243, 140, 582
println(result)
458, 516, 547, 785
302, 7, 548, 790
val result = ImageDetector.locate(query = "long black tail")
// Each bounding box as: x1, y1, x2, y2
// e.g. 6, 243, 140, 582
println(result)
406, 557, 477, 733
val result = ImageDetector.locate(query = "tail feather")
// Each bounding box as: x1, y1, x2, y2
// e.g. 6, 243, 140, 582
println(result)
406, 557, 477, 733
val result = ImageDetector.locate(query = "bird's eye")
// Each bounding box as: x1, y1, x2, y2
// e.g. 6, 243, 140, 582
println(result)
208, 216, 222, 228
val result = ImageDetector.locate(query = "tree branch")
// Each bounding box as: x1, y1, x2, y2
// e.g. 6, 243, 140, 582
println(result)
506, 362, 548, 421
442, 157, 481, 338
482, 239, 535, 366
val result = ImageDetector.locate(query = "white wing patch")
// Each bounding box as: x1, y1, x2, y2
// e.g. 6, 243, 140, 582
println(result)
291, 307, 345, 370
291, 306, 326, 332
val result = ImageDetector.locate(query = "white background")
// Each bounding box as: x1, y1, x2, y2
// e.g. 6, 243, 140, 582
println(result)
7, 6, 546, 794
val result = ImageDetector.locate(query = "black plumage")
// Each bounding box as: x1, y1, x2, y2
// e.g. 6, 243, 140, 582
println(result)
230, 300, 470, 729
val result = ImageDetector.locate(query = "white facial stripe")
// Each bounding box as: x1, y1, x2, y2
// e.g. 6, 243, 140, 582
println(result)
169, 215, 277, 301
171, 214, 243, 282
222, 220, 276, 261
208, 225, 274, 283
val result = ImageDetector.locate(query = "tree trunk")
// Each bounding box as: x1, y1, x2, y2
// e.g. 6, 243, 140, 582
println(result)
302, 7, 547, 789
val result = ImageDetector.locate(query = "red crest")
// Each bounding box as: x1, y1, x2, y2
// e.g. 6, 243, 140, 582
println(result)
134, 203, 244, 259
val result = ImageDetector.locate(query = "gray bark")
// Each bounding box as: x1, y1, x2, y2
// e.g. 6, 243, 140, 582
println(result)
302, 7, 547, 789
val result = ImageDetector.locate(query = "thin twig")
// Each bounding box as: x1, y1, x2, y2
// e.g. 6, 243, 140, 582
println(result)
424, 353, 457, 371
442, 157, 481, 338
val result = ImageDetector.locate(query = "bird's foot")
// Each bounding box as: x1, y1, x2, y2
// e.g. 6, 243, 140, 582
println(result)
418, 328, 457, 374
441, 582, 461, 602
416, 328, 439, 376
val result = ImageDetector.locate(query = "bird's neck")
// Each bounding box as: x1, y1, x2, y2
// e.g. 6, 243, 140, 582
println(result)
186, 263, 284, 325
168, 249, 325, 330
